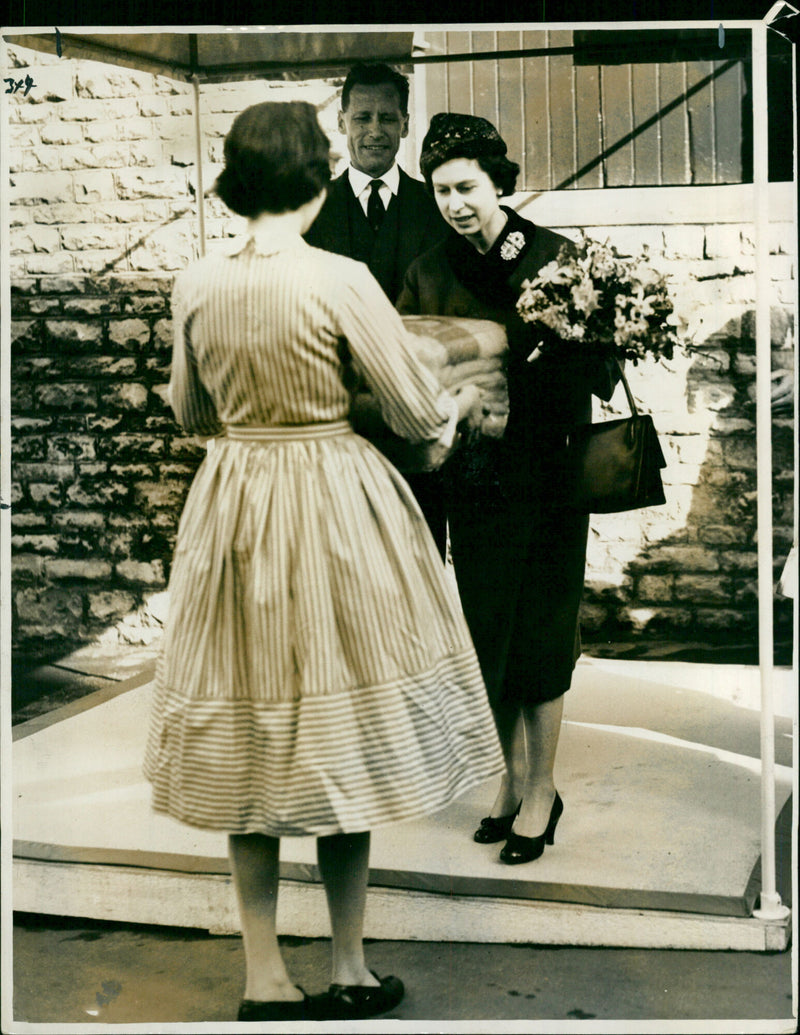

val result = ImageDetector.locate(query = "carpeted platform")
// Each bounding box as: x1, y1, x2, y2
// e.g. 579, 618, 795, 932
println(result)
11, 657, 794, 950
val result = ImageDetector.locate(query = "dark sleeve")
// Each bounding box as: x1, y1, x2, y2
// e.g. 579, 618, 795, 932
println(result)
524, 332, 621, 404
590, 347, 622, 401
396, 260, 422, 314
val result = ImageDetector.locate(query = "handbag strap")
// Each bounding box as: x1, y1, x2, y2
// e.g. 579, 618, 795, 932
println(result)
614, 357, 639, 417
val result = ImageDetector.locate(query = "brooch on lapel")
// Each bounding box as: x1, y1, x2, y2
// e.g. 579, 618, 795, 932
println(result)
500, 230, 526, 261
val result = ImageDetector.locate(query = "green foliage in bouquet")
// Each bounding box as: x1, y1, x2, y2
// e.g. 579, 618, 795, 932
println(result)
516, 233, 684, 363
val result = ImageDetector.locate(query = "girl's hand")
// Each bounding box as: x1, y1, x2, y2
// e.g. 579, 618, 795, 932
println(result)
454, 384, 484, 429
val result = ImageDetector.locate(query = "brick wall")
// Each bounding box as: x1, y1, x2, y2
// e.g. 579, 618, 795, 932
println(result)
11, 270, 189, 651
6, 44, 344, 658
6, 42, 796, 661
517, 188, 796, 654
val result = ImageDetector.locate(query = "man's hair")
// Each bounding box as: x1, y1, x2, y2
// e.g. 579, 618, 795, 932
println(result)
215, 101, 331, 218
341, 63, 410, 114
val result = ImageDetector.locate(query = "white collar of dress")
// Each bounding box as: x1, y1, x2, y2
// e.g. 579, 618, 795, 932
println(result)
223, 228, 307, 258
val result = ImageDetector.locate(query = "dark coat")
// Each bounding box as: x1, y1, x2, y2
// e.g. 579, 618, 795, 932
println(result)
306, 167, 452, 557
398, 224, 618, 450
397, 214, 619, 706
305, 168, 448, 302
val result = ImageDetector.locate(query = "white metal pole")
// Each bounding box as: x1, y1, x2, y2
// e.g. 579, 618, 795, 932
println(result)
192, 76, 207, 258
751, 11, 790, 923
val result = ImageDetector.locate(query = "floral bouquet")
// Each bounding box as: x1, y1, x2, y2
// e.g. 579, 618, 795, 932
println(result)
516, 232, 684, 364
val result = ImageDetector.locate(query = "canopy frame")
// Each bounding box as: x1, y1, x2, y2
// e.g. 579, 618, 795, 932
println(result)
2, 18, 796, 926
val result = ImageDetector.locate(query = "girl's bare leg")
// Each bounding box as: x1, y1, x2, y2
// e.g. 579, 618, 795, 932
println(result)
228, 833, 304, 1002
316, 831, 380, 987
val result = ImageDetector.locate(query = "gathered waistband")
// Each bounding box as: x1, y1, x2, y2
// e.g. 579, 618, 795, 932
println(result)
225, 420, 352, 442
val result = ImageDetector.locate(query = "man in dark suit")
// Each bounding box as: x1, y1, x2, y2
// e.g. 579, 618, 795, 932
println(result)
307, 63, 450, 556
306, 62, 448, 303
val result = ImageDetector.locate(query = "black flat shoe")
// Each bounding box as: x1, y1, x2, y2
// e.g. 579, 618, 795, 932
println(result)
499, 792, 563, 865
473, 801, 522, 843
237, 988, 311, 1021
311, 971, 404, 1020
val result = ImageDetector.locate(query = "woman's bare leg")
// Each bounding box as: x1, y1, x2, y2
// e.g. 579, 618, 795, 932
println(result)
316, 831, 380, 987
512, 693, 564, 837
487, 701, 527, 817
228, 833, 303, 1002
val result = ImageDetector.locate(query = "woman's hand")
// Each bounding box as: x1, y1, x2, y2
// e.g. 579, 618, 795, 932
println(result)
771, 368, 794, 414
454, 383, 484, 430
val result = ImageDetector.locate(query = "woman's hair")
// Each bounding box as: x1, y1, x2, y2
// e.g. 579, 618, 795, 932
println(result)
423, 151, 520, 198
419, 112, 520, 197
215, 101, 331, 218
465, 154, 520, 197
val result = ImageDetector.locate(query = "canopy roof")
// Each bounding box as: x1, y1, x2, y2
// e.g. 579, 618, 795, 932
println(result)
6, 24, 770, 85
2, 29, 417, 82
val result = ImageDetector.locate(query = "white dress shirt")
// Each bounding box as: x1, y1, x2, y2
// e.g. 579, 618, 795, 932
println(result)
347, 164, 400, 217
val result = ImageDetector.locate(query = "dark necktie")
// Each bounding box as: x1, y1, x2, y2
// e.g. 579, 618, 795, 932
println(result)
367, 179, 385, 232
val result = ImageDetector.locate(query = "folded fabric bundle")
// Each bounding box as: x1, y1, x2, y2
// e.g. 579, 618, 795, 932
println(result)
402, 334, 449, 375
401, 316, 509, 439
401, 315, 508, 364
351, 315, 510, 471
439, 357, 503, 388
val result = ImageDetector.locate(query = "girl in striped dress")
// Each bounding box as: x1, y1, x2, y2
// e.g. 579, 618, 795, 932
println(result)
143, 101, 503, 1022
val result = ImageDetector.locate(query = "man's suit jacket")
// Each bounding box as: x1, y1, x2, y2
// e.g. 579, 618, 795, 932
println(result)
305, 167, 448, 303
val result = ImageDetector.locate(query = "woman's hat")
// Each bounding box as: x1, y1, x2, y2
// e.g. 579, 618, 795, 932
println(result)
419, 113, 507, 179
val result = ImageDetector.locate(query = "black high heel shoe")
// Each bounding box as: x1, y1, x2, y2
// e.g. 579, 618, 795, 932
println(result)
473, 801, 522, 844
499, 792, 563, 865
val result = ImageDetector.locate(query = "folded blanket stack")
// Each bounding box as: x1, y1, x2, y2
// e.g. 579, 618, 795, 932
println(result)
351, 315, 509, 471
401, 316, 509, 439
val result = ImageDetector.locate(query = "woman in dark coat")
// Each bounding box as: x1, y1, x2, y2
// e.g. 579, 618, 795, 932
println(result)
397, 113, 619, 865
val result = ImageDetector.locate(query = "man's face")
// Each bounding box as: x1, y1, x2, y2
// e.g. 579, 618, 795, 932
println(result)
338, 83, 409, 178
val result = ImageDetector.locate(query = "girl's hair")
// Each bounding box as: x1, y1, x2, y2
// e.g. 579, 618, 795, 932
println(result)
215, 101, 331, 217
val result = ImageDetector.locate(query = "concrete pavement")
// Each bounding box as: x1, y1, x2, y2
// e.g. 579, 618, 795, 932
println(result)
6, 640, 797, 1031
9, 911, 796, 1029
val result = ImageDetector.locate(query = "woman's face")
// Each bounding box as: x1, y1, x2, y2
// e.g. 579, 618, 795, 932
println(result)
430, 157, 504, 247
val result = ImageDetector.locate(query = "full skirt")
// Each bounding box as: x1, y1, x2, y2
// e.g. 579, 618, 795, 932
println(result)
144, 425, 503, 836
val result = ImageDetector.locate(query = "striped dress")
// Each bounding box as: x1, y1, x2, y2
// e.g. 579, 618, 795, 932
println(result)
143, 229, 504, 837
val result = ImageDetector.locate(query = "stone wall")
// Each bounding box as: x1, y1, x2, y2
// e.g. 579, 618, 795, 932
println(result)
515, 188, 795, 656
6, 42, 796, 661
6, 44, 343, 658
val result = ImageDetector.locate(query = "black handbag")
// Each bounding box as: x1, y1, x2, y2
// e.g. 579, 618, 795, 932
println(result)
564, 361, 667, 513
